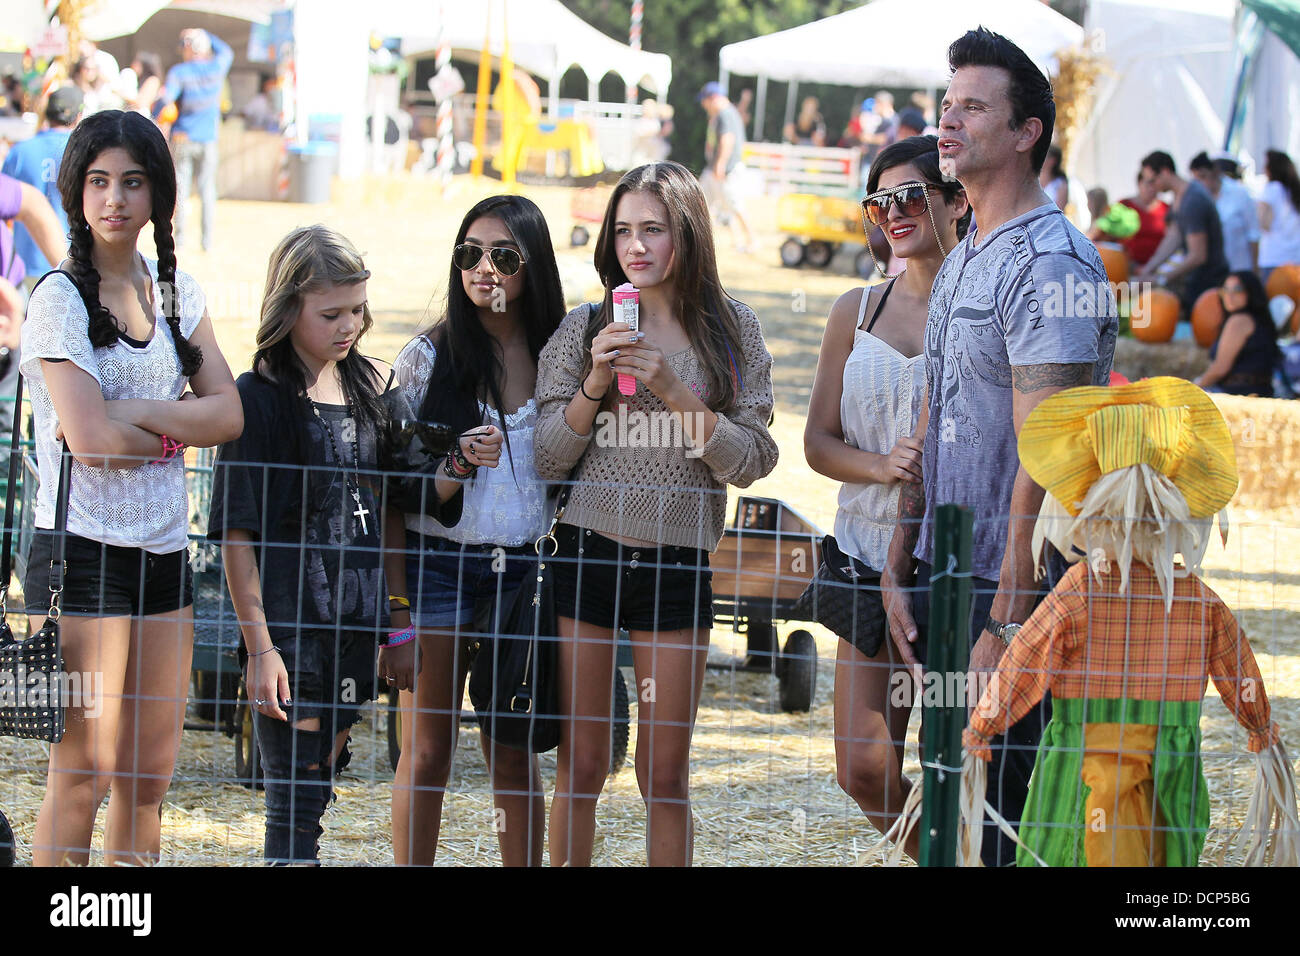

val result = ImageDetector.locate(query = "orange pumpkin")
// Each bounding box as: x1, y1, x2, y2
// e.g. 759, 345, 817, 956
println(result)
1265, 263, 1300, 335
1129, 287, 1180, 343
1191, 287, 1224, 347
1095, 244, 1129, 285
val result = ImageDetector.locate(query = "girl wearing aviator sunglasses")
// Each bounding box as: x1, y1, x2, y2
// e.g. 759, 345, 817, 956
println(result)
384, 195, 566, 865
803, 135, 968, 860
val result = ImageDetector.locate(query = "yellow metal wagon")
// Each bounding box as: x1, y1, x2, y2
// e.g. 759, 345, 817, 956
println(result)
777, 192, 876, 279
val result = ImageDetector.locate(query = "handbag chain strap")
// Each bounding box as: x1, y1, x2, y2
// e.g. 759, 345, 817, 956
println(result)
534, 468, 576, 558
1, 270, 78, 625
0, 371, 24, 622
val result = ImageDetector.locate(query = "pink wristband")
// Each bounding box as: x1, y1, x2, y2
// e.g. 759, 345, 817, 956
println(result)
385, 625, 417, 647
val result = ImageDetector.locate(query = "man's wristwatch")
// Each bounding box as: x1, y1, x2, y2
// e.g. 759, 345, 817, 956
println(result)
984, 615, 1022, 647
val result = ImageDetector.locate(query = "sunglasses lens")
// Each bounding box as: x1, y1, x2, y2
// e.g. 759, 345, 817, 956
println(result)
488, 247, 523, 276
452, 244, 484, 271
897, 186, 928, 217
864, 199, 889, 226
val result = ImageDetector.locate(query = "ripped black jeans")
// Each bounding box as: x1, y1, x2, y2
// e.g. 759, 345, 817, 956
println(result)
251, 629, 378, 864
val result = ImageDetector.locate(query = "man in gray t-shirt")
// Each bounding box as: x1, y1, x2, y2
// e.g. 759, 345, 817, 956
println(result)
917, 206, 1117, 579
880, 28, 1118, 867
1136, 151, 1229, 315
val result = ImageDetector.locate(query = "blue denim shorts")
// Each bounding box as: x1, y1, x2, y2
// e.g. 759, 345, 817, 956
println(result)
404, 531, 532, 630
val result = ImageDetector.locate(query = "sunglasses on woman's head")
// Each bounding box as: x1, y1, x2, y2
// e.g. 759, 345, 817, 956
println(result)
452, 242, 525, 276
862, 183, 936, 226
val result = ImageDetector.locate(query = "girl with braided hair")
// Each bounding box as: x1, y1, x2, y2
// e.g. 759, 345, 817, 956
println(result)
20, 109, 243, 865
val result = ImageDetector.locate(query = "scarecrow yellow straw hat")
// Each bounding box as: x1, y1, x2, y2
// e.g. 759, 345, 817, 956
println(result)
1018, 377, 1238, 518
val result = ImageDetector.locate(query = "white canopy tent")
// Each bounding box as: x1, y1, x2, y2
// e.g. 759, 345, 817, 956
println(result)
65, 0, 671, 178
371, 0, 672, 111
719, 0, 1083, 139
1073, 0, 1300, 199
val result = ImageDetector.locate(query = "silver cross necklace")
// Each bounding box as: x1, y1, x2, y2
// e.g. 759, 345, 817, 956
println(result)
308, 398, 370, 535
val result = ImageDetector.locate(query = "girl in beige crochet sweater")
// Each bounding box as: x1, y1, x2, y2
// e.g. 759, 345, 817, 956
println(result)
535, 161, 778, 865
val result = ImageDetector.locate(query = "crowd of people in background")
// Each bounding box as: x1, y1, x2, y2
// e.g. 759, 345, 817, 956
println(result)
1083, 144, 1300, 397
1, 20, 1297, 870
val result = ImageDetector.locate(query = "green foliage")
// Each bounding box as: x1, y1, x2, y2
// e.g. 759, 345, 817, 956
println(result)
558, 0, 860, 169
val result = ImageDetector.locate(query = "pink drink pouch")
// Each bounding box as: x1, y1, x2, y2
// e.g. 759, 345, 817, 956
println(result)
612, 283, 639, 396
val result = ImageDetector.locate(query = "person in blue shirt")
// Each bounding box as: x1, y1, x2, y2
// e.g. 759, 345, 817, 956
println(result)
153, 28, 233, 251
2, 86, 81, 280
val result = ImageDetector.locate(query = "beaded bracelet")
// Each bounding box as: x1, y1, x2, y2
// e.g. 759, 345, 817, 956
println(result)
383, 625, 417, 648
443, 447, 475, 479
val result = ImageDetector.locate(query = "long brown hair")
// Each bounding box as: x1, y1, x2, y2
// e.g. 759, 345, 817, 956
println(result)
586, 161, 744, 411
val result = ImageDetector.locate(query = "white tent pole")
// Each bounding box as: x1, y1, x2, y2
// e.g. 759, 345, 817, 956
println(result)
754, 74, 768, 141
783, 78, 798, 136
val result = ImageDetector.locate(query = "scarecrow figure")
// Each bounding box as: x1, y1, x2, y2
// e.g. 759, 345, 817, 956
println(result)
960, 377, 1298, 867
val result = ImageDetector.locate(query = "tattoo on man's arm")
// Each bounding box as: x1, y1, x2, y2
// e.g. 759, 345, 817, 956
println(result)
898, 477, 925, 550
1011, 362, 1094, 393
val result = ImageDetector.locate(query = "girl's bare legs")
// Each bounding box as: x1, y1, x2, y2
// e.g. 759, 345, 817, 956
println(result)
549, 615, 617, 866
392, 629, 468, 865
628, 625, 710, 867
478, 723, 544, 866
31, 615, 132, 866
105, 607, 194, 865
833, 636, 917, 859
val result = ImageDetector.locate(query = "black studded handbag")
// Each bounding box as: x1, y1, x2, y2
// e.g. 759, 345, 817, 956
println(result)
0, 369, 69, 743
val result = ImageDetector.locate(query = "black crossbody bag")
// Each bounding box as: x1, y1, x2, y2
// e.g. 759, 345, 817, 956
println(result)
0, 367, 71, 742
466, 470, 576, 754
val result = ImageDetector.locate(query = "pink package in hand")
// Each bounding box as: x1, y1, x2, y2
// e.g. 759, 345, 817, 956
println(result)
612, 283, 639, 396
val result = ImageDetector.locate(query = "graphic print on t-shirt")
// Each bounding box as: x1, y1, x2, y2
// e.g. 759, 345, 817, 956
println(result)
918, 204, 1118, 580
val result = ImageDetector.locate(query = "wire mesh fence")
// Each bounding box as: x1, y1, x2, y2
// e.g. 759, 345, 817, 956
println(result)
1, 442, 1297, 866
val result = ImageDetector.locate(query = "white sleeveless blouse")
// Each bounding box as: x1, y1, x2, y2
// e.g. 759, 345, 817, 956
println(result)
834, 283, 926, 570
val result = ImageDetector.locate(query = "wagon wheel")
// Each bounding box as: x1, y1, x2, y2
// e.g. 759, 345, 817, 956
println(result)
778, 629, 818, 713
779, 238, 805, 268
855, 249, 877, 281
387, 687, 402, 773
195, 670, 241, 725
571, 225, 590, 247
609, 668, 630, 776
804, 241, 834, 269
234, 685, 264, 790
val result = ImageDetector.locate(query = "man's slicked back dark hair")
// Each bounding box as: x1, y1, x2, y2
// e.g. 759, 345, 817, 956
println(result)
948, 26, 1055, 173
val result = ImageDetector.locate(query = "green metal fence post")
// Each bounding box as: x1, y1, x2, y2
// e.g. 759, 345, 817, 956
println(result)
918, 503, 973, 867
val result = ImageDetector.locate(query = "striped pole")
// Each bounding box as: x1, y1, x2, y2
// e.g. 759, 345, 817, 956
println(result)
434, 2, 454, 190
626, 0, 642, 103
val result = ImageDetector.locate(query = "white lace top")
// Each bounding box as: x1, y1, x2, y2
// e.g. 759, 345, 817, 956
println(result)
393, 335, 550, 546
19, 258, 205, 554
835, 285, 926, 570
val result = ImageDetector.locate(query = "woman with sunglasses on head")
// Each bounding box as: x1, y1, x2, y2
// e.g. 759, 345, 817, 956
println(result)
21, 110, 243, 865
385, 195, 565, 865
1194, 270, 1279, 396
802, 135, 968, 860
535, 161, 778, 866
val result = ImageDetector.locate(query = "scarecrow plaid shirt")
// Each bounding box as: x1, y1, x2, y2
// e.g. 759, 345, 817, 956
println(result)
964, 561, 1278, 759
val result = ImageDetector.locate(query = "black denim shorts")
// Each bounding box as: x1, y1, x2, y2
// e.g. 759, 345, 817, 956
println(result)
23, 530, 193, 617
549, 524, 713, 632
